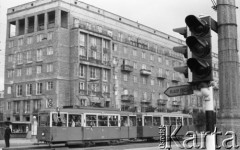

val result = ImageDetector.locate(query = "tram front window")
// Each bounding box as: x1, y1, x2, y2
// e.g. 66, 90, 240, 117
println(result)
68, 114, 81, 127
39, 113, 50, 126
52, 113, 67, 127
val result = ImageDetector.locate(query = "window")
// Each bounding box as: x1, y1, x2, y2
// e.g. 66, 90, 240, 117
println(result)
8, 41, 14, 48
142, 64, 146, 69
134, 90, 138, 98
7, 70, 14, 78
47, 63, 53, 72
47, 32, 53, 40
90, 37, 97, 46
7, 86, 12, 94
79, 82, 85, 91
103, 69, 108, 81
17, 53, 23, 64
16, 68, 22, 77
90, 67, 96, 79
36, 82, 43, 95
26, 67, 32, 76
150, 54, 154, 61
79, 47, 86, 57
37, 65, 42, 74
123, 74, 128, 81
26, 51, 32, 63
133, 49, 137, 56
37, 13, 45, 31
103, 84, 108, 93
27, 36, 33, 44
37, 34, 45, 42
86, 115, 97, 127
98, 115, 108, 126
133, 62, 137, 69
118, 32, 123, 41
47, 81, 53, 90
26, 84, 32, 96
7, 102, 11, 110
109, 115, 118, 126
8, 55, 13, 63
18, 38, 23, 46
24, 101, 30, 113
33, 100, 41, 111
103, 40, 109, 49
158, 56, 162, 63
28, 16, 34, 33
47, 47, 53, 55
14, 101, 20, 114
166, 59, 169, 66
79, 33, 86, 46
9, 21, 16, 37
143, 92, 147, 99
68, 114, 81, 127
142, 77, 147, 85
151, 79, 154, 86
16, 85, 23, 96
133, 76, 137, 83
112, 43, 117, 51
61, 10, 68, 28
97, 25, 102, 33
79, 65, 85, 77
142, 52, 146, 59
123, 47, 127, 54
37, 49, 43, 61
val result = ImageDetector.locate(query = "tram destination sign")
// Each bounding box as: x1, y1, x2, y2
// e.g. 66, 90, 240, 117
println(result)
164, 84, 193, 97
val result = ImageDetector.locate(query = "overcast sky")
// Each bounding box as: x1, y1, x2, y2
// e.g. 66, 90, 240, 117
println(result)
0, 0, 239, 91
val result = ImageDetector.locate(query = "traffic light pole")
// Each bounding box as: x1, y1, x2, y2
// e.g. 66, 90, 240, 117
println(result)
205, 86, 215, 150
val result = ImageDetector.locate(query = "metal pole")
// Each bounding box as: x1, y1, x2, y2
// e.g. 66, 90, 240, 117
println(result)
205, 86, 215, 150
217, 0, 240, 149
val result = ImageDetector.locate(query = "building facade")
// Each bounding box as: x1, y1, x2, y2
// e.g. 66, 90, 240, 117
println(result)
4, 0, 206, 132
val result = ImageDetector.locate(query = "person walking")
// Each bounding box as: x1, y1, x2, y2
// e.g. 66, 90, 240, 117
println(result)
4, 124, 12, 148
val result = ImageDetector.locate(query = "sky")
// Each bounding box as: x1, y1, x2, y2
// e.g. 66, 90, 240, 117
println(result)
0, 0, 239, 91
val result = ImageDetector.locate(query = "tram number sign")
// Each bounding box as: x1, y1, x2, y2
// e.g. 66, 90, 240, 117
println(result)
164, 85, 193, 97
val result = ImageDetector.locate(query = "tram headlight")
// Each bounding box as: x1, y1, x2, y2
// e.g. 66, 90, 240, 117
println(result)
42, 132, 45, 136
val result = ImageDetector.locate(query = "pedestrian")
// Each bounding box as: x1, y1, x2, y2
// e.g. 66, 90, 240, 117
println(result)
4, 123, 12, 148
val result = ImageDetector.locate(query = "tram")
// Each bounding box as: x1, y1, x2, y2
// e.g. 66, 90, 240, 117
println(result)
36, 106, 194, 145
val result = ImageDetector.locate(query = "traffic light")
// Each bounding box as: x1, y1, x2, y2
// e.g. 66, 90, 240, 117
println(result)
172, 27, 192, 80
185, 15, 213, 83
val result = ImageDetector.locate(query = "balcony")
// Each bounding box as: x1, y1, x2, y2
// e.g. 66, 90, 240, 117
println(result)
27, 26, 34, 33
79, 90, 87, 95
157, 73, 167, 79
33, 109, 40, 114
88, 57, 102, 64
157, 99, 167, 106
103, 48, 109, 53
103, 61, 111, 66
140, 69, 152, 76
141, 99, 151, 104
47, 22, 55, 29
38, 24, 44, 31
121, 95, 134, 103
121, 65, 133, 72
23, 111, 30, 115
13, 111, 20, 115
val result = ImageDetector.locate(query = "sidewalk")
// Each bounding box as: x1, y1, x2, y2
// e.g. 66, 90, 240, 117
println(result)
0, 138, 37, 149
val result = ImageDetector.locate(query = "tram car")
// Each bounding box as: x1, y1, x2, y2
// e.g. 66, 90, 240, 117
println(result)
37, 106, 194, 145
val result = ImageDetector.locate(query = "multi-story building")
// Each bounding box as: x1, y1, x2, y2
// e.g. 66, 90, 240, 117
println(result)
4, 0, 204, 133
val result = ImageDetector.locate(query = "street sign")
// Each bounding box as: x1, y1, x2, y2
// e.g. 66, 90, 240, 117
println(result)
164, 85, 193, 97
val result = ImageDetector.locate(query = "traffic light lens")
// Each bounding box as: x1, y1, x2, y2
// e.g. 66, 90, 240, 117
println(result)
186, 36, 210, 58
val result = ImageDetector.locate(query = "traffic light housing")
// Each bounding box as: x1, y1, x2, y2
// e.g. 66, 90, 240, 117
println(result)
185, 15, 213, 83
172, 27, 192, 80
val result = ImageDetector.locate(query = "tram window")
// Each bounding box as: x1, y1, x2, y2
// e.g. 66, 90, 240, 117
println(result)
98, 115, 108, 126
183, 118, 188, 125
189, 118, 193, 125
52, 113, 67, 127
129, 116, 136, 126
164, 117, 170, 125
153, 117, 161, 126
39, 113, 50, 126
109, 115, 118, 126
68, 114, 81, 127
121, 116, 128, 126
144, 116, 153, 126
177, 117, 182, 125
170, 117, 176, 125
86, 115, 97, 127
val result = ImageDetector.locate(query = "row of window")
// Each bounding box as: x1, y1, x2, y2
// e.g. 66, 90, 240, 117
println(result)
79, 65, 109, 80
7, 63, 53, 78
7, 81, 54, 97
79, 82, 109, 93
8, 47, 53, 65
8, 32, 53, 48
6, 99, 41, 113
